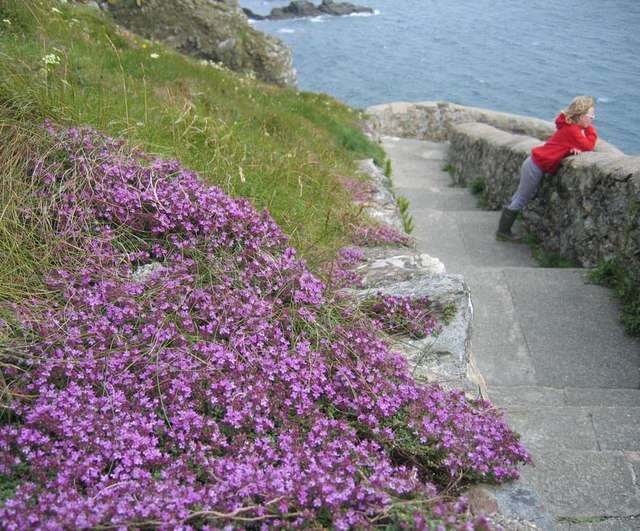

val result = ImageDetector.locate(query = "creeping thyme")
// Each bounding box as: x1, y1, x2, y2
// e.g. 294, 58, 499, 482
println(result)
362, 293, 440, 338
352, 222, 412, 247
0, 123, 530, 529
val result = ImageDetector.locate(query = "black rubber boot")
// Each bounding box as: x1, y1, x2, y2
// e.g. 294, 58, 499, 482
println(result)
496, 208, 521, 242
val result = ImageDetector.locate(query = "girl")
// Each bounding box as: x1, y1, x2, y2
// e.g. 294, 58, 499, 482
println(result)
496, 96, 598, 242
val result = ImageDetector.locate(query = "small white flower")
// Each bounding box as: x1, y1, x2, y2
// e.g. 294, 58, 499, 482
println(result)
136, 122, 144, 127
42, 53, 61, 66
149, 53, 160, 59
2, 19, 11, 25
51, 7, 62, 14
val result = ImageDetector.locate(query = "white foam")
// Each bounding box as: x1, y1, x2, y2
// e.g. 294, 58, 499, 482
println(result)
278, 28, 295, 33
597, 96, 614, 103
347, 10, 380, 17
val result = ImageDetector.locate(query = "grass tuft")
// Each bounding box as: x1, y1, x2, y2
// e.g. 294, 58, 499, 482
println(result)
521, 233, 578, 268
589, 258, 640, 336
396, 196, 414, 234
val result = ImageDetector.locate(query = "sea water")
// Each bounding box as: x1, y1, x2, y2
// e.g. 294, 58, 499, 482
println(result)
242, 0, 640, 154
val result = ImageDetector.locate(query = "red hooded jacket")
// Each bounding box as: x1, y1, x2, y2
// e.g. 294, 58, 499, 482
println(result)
531, 113, 598, 174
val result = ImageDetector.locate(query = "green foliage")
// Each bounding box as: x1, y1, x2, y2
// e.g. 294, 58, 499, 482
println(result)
0, 475, 20, 506
468, 176, 489, 208
396, 196, 414, 234
589, 258, 640, 336
441, 303, 457, 326
291, 98, 386, 166
0, 464, 28, 506
384, 158, 392, 178
0, 0, 386, 303
469, 177, 485, 196
521, 233, 577, 268
441, 163, 456, 177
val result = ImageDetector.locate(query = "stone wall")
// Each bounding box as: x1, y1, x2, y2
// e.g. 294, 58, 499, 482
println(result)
366, 100, 637, 272
365, 100, 621, 154
446, 122, 640, 271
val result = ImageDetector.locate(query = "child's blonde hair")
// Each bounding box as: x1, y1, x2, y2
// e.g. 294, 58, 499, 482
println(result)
563, 96, 595, 124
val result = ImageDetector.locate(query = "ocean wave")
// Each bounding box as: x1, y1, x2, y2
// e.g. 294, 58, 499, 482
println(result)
597, 96, 615, 104
347, 10, 380, 17
278, 28, 295, 33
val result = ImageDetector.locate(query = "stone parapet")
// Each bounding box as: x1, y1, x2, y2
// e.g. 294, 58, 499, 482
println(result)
446, 121, 640, 271
365, 100, 621, 154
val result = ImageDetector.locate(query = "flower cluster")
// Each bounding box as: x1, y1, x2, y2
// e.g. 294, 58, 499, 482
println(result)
362, 293, 441, 338
339, 175, 377, 202
352, 222, 412, 247
325, 246, 366, 289
0, 123, 529, 529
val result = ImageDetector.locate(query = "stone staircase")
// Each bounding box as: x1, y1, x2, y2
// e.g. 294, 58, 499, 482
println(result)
382, 136, 640, 530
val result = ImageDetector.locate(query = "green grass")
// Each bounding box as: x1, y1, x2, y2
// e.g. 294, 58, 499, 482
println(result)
441, 163, 456, 177
384, 159, 392, 178
521, 233, 578, 268
396, 196, 414, 234
589, 258, 640, 336
0, 0, 384, 303
468, 176, 489, 208
440, 303, 457, 326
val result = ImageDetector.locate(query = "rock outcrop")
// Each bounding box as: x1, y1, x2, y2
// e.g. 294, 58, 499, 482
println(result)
105, 0, 296, 87
352, 160, 484, 394
244, 0, 373, 21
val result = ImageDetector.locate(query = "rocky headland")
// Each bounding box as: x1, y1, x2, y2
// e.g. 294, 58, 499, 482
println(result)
243, 0, 374, 21
101, 0, 296, 87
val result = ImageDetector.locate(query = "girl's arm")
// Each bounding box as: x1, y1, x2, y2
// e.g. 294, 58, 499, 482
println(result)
567, 125, 598, 152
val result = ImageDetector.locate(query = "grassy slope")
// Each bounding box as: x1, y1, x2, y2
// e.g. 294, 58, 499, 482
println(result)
0, 0, 384, 304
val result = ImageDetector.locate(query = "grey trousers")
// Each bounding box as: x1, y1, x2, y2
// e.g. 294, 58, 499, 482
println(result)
508, 156, 544, 211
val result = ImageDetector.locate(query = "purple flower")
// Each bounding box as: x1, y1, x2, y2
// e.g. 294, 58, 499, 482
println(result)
0, 122, 528, 529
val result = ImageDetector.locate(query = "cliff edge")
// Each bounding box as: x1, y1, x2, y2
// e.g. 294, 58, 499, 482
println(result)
104, 0, 296, 87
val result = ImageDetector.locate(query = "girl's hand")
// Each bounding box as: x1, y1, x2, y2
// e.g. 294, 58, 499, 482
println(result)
569, 148, 582, 155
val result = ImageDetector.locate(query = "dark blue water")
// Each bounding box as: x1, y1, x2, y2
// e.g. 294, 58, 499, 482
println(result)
242, 0, 640, 154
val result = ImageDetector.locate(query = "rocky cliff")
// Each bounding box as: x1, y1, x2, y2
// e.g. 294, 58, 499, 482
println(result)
244, 0, 374, 21
104, 0, 296, 87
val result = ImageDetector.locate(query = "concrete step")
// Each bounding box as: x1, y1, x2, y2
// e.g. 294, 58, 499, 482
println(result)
489, 385, 640, 408
518, 448, 640, 521
466, 267, 640, 390
557, 516, 640, 530
394, 184, 480, 212
381, 136, 640, 529
406, 209, 536, 270
495, 404, 640, 452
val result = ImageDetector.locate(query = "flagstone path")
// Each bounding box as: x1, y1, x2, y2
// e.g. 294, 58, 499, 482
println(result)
382, 136, 640, 531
